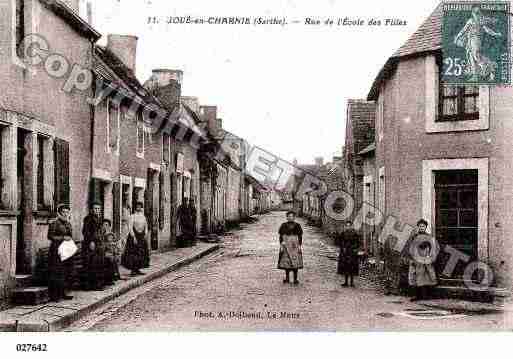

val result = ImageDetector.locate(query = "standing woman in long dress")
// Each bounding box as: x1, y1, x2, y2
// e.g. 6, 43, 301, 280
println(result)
47, 204, 75, 302
277, 211, 303, 285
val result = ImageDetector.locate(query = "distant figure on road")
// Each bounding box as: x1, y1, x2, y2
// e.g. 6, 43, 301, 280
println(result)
338, 220, 360, 288
277, 211, 303, 285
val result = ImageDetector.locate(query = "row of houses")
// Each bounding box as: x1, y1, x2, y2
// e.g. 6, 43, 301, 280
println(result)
294, 4, 513, 293
0, 0, 274, 307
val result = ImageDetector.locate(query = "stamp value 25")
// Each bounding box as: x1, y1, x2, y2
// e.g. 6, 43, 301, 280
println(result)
442, 1, 511, 85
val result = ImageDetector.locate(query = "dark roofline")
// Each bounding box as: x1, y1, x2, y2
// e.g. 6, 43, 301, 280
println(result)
367, 50, 441, 100
41, 0, 101, 41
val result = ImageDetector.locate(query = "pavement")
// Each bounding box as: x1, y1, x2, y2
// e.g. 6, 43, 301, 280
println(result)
66, 211, 511, 332
0, 242, 219, 332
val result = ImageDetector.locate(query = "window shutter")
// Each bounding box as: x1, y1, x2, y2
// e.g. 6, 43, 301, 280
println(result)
159, 172, 165, 230
53, 138, 70, 206
145, 169, 153, 231
113, 182, 121, 237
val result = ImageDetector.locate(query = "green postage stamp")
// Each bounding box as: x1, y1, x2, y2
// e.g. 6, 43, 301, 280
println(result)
442, 1, 511, 85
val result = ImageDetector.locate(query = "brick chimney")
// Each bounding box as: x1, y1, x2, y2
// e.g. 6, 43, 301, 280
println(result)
199, 106, 219, 137
106, 34, 138, 73
62, 0, 80, 13
146, 69, 183, 111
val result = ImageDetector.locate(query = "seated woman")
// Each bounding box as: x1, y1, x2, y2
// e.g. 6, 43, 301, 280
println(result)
102, 219, 119, 286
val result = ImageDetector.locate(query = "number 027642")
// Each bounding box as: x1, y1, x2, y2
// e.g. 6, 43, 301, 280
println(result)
16, 344, 48, 352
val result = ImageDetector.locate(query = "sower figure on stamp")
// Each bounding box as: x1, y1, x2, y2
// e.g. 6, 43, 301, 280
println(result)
47, 204, 75, 302
407, 219, 438, 302
82, 202, 105, 291
277, 211, 303, 285
338, 220, 360, 288
454, 6, 502, 81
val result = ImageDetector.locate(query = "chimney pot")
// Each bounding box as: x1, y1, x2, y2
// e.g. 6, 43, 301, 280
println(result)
151, 69, 183, 88
200, 106, 219, 137
106, 34, 138, 72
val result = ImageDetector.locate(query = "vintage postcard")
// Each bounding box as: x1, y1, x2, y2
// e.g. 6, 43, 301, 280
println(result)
1, 0, 513, 356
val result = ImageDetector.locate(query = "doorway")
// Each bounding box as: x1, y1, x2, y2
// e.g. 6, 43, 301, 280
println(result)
16, 129, 30, 274
434, 169, 478, 278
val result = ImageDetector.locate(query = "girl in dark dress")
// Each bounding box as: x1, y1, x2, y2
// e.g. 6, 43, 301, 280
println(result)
338, 220, 360, 287
277, 211, 303, 285
47, 204, 75, 302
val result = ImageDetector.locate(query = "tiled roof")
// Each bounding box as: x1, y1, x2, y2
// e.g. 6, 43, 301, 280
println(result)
392, 5, 442, 58
94, 46, 155, 104
367, 5, 442, 100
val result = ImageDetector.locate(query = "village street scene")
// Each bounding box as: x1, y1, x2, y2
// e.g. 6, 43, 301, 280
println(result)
1, 0, 513, 334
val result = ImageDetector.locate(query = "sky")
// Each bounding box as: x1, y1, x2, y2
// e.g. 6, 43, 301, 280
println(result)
86, 0, 440, 164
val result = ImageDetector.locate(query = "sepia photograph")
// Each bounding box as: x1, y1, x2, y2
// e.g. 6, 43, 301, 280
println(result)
1, 0, 513, 356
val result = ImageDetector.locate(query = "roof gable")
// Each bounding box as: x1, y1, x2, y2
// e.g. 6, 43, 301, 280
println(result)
368, 5, 443, 100
393, 5, 443, 58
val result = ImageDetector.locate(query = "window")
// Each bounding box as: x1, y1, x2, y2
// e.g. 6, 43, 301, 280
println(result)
107, 100, 119, 152
136, 112, 144, 156
426, 55, 489, 133
436, 56, 479, 122
438, 85, 479, 122
16, 0, 25, 58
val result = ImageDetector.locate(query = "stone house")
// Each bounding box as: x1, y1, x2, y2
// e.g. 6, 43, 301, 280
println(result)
342, 99, 376, 220
143, 70, 207, 245
320, 156, 345, 236
367, 4, 513, 290
93, 35, 184, 252
0, 0, 100, 305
